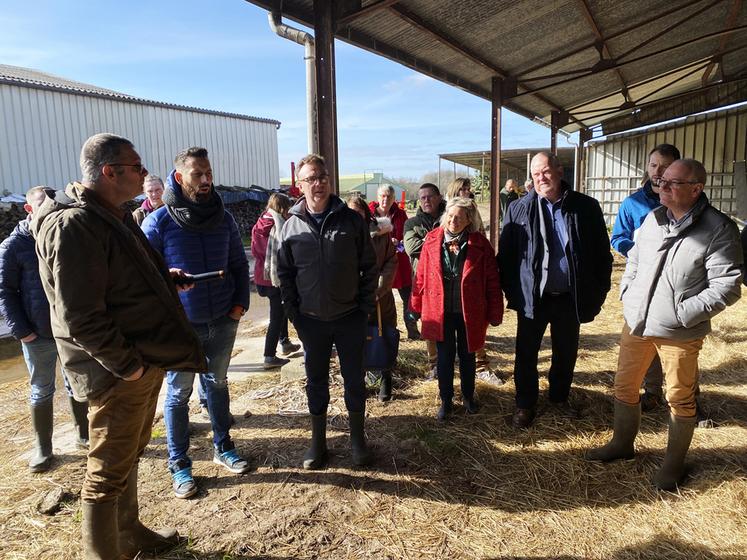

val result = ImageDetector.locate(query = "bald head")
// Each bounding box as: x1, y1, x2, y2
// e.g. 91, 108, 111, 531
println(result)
659, 159, 706, 219
530, 152, 564, 203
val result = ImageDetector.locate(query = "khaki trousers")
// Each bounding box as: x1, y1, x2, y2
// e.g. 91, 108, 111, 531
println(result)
82, 366, 164, 503
426, 339, 437, 367
614, 324, 702, 418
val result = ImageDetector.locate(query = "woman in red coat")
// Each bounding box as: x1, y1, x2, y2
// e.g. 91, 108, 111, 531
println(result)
369, 184, 419, 340
251, 193, 301, 369
410, 197, 503, 420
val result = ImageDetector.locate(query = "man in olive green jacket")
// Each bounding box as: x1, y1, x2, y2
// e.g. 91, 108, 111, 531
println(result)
33, 133, 206, 560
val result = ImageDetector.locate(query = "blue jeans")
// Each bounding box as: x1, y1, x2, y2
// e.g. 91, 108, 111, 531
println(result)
22, 336, 72, 406
164, 315, 239, 466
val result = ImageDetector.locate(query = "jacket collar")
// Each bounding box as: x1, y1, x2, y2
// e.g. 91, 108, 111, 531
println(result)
653, 192, 710, 233
289, 193, 346, 219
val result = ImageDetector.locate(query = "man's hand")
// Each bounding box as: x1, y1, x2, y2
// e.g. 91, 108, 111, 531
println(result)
122, 366, 144, 382
20, 332, 38, 343
227, 305, 245, 321
169, 268, 194, 292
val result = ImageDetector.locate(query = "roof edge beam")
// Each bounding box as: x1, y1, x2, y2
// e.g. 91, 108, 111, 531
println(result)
515, 0, 716, 78
576, 0, 631, 102
337, 0, 400, 26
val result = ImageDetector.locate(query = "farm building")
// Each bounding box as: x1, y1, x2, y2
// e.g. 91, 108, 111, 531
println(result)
0, 64, 281, 195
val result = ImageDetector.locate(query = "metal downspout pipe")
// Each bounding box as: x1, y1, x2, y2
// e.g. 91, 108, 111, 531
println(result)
268, 11, 319, 155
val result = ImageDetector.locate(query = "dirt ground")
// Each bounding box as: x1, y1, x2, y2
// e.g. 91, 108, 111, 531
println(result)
1, 258, 746, 560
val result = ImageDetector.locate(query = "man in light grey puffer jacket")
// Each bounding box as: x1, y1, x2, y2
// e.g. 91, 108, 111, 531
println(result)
587, 159, 743, 491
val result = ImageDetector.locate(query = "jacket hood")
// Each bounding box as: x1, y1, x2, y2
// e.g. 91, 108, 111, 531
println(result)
371, 216, 393, 237
12, 217, 32, 239
289, 194, 346, 218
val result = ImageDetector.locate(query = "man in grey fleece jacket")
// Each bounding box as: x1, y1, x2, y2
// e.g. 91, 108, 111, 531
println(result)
587, 159, 743, 491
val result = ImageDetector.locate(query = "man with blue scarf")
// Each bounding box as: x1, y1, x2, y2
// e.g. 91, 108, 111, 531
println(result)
142, 147, 250, 499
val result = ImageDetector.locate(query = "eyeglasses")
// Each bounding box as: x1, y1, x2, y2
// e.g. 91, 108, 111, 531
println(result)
109, 162, 146, 173
658, 179, 701, 188
298, 174, 329, 185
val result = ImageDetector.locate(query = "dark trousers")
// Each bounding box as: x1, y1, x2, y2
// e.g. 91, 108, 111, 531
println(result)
436, 312, 475, 403
258, 285, 289, 357
514, 293, 580, 409
398, 286, 412, 323
294, 310, 367, 416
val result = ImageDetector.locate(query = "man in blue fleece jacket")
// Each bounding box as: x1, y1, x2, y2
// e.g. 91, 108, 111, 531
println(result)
142, 147, 250, 499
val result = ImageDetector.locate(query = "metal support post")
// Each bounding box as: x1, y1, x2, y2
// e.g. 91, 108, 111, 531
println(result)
489, 77, 503, 250
313, 0, 340, 193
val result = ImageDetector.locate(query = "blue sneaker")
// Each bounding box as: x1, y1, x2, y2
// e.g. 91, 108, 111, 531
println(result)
171, 466, 197, 499
213, 448, 250, 474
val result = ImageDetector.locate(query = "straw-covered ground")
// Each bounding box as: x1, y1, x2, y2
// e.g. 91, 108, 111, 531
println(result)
1, 257, 746, 560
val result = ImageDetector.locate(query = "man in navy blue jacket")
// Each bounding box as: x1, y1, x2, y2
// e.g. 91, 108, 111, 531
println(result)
499, 152, 612, 429
142, 147, 250, 499
0, 186, 88, 472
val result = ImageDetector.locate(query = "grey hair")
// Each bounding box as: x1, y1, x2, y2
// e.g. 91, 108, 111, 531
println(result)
675, 158, 707, 185
531, 151, 562, 169
80, 133, 134, 184
377, 183, 395, 197
143, 174, 164, 189
440, 196, 483, 234
25, 185, 49, 204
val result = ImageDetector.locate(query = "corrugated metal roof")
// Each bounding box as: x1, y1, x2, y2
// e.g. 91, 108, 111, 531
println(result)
0, 64, 281, 127
246, 0, 747, 136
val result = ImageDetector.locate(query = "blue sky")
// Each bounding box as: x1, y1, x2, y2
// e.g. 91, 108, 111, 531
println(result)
0, 0, 574, 179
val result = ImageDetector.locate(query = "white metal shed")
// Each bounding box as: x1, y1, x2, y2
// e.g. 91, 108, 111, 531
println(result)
583, 104, 747, 225
0, 65, 281, 195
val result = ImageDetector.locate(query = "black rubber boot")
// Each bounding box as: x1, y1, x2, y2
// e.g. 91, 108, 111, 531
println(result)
29, 401, 54, 473
119, 464, 179, 558
585, 399, 640, 462
302, 413, 329, 470
348, 411, 372, 466
82, 500, 124, 560
653, 413, 696, 491
378, 371, 392, 402
405, 320, 421, 340
68, 397, 89, 448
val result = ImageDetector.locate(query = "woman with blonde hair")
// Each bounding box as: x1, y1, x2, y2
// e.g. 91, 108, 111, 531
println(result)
446, 177, 473, 200
251, 193, 301, 369
410, 197, 503, 420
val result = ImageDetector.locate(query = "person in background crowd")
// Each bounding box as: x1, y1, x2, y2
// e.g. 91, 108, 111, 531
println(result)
445, 177, 496, 376
499, 179, 520, 219
132, 174, 165, 226
404, 183, 446, 379
610, 144, 684, 414
369, 184, 419, 340
33, 133, 206, 559
0, 185, 89, 473
586, 159, 743, 491
500, 151, 612, 429
524, 179, 534, 193
142, 146, 251, 499
446, 177, 473, 200
410, 197, 503, 420
347, 193, 398, 402
278, 154, 378, 470
251, 193, 301, 369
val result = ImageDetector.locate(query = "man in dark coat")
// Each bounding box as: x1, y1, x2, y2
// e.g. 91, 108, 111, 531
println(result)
499, 151, 612, 428
33, 133, 206, 559
0, 186, 89, 472
278, 153, 378, 470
